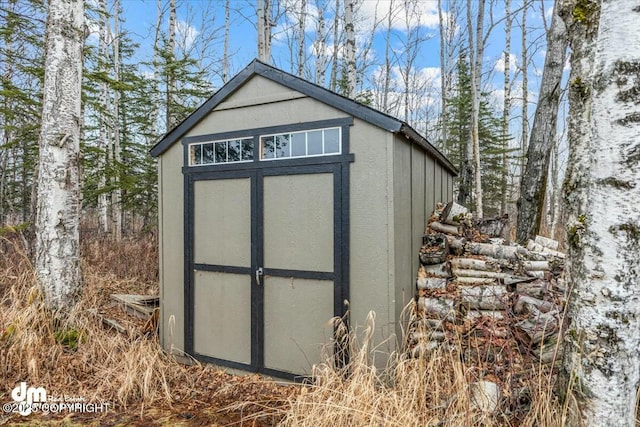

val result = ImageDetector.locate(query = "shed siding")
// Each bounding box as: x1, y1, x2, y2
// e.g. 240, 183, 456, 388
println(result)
411, 144, 426, 288
434, 162, 443, 206
425, 156, 436, 216
159, 141, 185, 352
348, 118, 394, 348
187, 78, 345, 137
392, 137, 412, 341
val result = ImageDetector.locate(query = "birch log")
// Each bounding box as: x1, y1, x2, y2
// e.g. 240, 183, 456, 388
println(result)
459, 285, 507, 310
430, 221, 461, 235
441, 201, 468, 225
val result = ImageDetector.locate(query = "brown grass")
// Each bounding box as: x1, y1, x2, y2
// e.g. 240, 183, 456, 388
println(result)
1, 231, 573, 426
276, 313, 570, 427
0, 233, 294, 425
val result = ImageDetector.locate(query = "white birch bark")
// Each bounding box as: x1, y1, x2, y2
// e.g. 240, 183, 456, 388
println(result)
344, 0, 356, 98
97, 0, 109, 234
257, 0, 271, 63
112, 0, 122, 241
297, 0, 306, 77
329, 0, 340, 91
438, 0, 447, 147
166, 0, 177, 129
314, 0, 327, 85
222, 0, 230, 83
521, 0, 529, 177
501, 0, 512, 215
467, 0, 485, 217
561, 1, 640, 425
35, 0, 84, 311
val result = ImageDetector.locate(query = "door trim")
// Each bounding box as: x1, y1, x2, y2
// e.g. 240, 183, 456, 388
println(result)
182, 120, 353, 380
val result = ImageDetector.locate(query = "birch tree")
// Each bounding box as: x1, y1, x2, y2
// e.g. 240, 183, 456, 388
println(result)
111, 0, 122, 240
516, 0, 568, 243
222, 0, 230, 83
461, 0, 485, 216
500, 0, 512, 215
35, 0, 84, 311
343, 0, 356, 98
561, 0, 640, 425
257, 0, 271, 62
329, 0, 341, 91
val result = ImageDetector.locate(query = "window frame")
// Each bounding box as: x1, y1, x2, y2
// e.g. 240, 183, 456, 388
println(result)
259, 126, 342, 162
188, 137, 255, 167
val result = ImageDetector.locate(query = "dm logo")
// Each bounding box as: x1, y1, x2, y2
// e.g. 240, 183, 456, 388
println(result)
11, 382, 47, 416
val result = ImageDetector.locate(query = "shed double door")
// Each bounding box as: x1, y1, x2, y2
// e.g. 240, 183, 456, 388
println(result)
187, 165, 344, 378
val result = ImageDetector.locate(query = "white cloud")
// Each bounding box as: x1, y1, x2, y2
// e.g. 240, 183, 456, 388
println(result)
176, 20, 199, 51
359, 0, 441, 32
494, 52, 518, 73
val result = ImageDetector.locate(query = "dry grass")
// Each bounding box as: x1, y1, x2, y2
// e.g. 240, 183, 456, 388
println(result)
276, 313, 569, 427
0, 233, 294, 425
1, 231, 573, 426
0, 234, 182, 408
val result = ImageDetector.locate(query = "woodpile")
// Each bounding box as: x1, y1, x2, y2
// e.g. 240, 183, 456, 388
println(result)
406, 201, 566, 413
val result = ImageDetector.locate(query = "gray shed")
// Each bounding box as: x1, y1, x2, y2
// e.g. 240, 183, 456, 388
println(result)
150, 59, 456, 380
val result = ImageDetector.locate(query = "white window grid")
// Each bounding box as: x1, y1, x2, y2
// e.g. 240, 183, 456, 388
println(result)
188, 137, 254, 166
259, 127, 342, 161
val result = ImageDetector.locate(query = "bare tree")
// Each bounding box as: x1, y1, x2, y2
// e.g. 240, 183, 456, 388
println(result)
313, 0, 328, 85
560, 0, 640, 424
465, 0, 485, 217
35, 0, 84, 311
500, 0, 512, 215
344, 0, 356, 97
223, 0, 230, 83
516, 0, 568, 244
297, 0, 307, 77
111, 0, 122, 240
257, 0, 272, 62
329, 0, 340, 91
520, 0, 529, 175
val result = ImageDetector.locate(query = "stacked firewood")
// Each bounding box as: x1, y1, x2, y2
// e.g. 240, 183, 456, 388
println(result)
406, 202, 566, 412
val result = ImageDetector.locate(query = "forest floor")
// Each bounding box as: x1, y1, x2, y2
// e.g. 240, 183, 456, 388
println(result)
0, 233, 296, 426
1, 231, 571, 427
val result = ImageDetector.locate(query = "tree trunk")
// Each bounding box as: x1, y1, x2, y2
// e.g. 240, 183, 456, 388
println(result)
222, 0, 230, 83
470, 0, 485, 218
314, 0, 326, 85
97, 0, 109, 234
35, 0, 84, 312
501, 0, 512, 215
257, 0, 267, 62
521, 0, 529, 184
560, 1, 640, 425
383, 0, 395, 113
112, 0, 122, 241
297, 0, 306, 77
166, 0, 177, 129
329, 0, 340, 91
344, 0, 356, 97
516, 0, 568, 244
438, 0, 447, 147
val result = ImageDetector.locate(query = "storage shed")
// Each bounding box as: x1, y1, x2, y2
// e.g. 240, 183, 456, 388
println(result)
151, 59, 456, 379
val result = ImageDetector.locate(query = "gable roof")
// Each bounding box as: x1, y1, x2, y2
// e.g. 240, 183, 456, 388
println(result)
150, 59, 456, 175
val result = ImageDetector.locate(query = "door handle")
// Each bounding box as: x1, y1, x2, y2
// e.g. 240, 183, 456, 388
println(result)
255, 267, 264, 286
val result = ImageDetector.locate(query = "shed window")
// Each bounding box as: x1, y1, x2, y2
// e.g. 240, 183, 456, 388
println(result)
260, 127, 341, 160
189, 138, 254, 166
